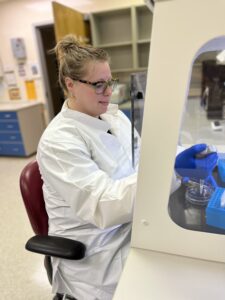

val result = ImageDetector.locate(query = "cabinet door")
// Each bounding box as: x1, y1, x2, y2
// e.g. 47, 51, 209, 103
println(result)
52, 1, 90, 43
0, 144, 25, 156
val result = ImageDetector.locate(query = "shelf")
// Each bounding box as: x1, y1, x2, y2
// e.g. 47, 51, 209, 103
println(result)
90, 5, 153, 82
98, 41, 133, 48
138, 43, 150, 68
106, 45, 133, 70
112, 67, 148, 74
137, 39, 151, 44
91, 8, 132, 45
112, 68, 136, 73
135, 67, 148, 71
136, 5, 153, 40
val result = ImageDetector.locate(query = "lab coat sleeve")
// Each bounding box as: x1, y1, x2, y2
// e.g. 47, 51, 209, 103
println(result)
134, 127, 141, 171
37, 139, 137, 230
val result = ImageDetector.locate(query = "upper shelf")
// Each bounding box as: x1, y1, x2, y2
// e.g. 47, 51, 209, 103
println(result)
90, 8, 132, 46
136, 5, 153, 41
98, 41, 133, 48
137, 39, 151, 44
90, 5, 153, 74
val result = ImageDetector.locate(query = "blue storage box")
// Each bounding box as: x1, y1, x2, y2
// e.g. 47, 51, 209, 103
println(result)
218, 156, 225, 183
206, 187, 225, 230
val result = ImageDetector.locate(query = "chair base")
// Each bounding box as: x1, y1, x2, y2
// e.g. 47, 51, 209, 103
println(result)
44, 255, 53, 284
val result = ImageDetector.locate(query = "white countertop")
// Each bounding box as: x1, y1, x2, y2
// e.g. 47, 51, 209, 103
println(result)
113, 248, 225, 300
0, 101, 43, 111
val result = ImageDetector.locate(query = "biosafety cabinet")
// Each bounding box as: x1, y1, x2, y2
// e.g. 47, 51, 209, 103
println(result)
114, 1, 225, 299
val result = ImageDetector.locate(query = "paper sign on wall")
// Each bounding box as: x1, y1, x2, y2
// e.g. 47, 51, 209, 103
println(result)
25, 80, 37, 100
5, 70, 17, 86
18, 63, 26, 77
8, 87, 21, 100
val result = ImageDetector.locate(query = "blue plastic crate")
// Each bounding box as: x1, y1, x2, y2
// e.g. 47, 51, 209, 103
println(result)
206, 187, 225, 230
218, 158, 225, 182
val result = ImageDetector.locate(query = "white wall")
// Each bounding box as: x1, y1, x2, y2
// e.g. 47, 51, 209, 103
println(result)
0, 0, 144, 104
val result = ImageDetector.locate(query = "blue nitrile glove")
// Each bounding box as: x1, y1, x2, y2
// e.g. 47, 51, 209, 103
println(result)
175, 144, 218, 180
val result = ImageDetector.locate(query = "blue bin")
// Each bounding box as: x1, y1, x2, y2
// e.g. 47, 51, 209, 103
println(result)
206, 187, 225, 230
218, 158, 225, 182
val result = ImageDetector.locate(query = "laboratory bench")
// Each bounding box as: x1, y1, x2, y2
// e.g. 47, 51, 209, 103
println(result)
0, 101, 45, 157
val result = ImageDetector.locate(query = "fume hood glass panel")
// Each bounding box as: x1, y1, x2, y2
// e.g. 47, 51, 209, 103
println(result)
130, 58, 225, 236
169, 51, 225, 236
130, 72, 147, 167
131, 72, 147, 133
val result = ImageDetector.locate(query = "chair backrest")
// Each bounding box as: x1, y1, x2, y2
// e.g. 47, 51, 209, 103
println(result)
20, 160, 48, 235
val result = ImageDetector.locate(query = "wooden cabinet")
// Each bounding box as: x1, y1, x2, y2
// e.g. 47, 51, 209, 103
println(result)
90, 5, 153, 74
0, 102, 45, 156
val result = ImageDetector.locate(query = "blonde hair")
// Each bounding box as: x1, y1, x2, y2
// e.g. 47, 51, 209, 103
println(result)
53, 34, 110, 93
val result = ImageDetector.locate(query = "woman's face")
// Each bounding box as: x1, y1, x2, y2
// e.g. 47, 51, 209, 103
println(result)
68, 61, 113, 117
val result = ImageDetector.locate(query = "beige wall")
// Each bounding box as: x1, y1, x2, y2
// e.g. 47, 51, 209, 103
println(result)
0, 0, 144, 104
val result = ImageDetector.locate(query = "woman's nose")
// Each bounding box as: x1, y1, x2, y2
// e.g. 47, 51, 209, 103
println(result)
103, 85, 113, 96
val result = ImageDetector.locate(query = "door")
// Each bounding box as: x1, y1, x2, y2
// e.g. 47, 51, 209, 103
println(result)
52, 1, 90, 43
35, 24, 64, 120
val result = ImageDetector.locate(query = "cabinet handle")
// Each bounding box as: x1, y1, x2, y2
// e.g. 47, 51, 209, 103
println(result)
4, 114, 11, 118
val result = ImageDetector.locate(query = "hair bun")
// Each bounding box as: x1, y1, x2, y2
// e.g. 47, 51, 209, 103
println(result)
59, 34, 80, 53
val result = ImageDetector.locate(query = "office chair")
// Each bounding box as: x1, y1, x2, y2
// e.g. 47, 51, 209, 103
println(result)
20, 160, 86, 300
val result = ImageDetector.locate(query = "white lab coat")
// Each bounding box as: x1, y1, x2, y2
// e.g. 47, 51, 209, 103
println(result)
36, 102, 140, 299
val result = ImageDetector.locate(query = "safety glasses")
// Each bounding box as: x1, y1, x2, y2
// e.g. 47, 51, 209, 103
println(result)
76, 78, 118, 95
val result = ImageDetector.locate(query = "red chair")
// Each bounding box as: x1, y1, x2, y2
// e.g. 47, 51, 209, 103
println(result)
20, 160, 85, 298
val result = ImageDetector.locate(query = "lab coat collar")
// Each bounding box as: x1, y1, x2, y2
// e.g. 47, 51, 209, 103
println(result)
61, 100, 119, 133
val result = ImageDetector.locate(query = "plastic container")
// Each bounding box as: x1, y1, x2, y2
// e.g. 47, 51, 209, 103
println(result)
206, 187, 225, 230
185, 181, 214, 206
218, 158, 225, 183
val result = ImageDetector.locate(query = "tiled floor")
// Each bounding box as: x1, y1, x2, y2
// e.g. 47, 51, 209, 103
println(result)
0, 156, 52, 299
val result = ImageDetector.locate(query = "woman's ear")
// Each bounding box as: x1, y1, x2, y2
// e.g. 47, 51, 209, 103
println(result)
65, 77, 74, 92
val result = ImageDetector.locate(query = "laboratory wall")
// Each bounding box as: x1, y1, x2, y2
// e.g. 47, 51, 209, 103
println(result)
0, 0, 144, 105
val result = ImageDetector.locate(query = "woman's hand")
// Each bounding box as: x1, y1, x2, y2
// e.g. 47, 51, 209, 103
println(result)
175, 144, 218, 180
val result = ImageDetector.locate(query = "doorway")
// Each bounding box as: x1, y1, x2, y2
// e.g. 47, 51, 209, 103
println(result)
35, 23, 64, 121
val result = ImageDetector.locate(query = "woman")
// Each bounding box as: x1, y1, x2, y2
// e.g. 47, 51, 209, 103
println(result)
37, 35, 218, 300
37, 35, 140, 300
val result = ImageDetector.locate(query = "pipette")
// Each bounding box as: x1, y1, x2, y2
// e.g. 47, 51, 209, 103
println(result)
200, 179, 204, 195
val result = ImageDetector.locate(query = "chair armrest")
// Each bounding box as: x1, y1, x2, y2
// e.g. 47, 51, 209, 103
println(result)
25, 235, 86, 260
